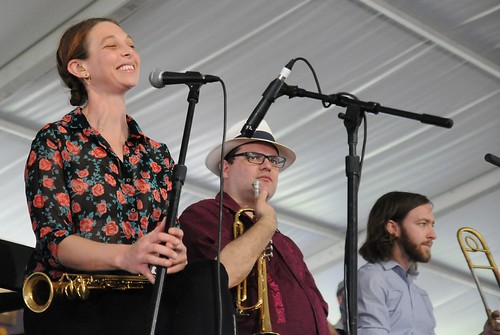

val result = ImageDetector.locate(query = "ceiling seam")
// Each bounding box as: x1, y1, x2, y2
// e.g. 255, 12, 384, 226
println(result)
358, 0, 500, 80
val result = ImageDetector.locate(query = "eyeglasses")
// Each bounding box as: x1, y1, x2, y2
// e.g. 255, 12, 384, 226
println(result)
228, 152, 286, 169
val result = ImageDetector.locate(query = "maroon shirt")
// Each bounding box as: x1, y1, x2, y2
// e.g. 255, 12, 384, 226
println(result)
180, 193, 330, 335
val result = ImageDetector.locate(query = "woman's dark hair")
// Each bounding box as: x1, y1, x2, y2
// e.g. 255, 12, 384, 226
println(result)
56, 18, 119, 106
359, 191, 431, 263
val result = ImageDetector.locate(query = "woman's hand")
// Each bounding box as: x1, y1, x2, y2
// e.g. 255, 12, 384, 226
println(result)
120, 218, 188, 283
163, 226, 188, 274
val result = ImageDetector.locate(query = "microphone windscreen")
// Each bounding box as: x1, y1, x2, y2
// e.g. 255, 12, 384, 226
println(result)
149, 68, 164, 88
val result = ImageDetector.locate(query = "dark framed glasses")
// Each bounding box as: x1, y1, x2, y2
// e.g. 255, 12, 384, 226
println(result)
228, 152, 286, 168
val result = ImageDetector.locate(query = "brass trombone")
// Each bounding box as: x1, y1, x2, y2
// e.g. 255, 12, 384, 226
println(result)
233, 207, 278, 335
457, 227, 500, 326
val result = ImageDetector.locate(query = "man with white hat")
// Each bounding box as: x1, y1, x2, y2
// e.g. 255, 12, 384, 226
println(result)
180, 119, 336, 335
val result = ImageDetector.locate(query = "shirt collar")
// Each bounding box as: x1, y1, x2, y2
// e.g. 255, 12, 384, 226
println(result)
215, 192, 242, 214
65, 107, 90, 130
66, 107, 147, 144
380, 259, 420, 281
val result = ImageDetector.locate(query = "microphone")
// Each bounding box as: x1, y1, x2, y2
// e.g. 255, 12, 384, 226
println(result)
149, 69, 220, 88
240, 59, 295, 137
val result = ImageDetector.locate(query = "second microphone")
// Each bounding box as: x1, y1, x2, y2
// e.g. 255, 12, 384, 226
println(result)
149, 69, 220, 88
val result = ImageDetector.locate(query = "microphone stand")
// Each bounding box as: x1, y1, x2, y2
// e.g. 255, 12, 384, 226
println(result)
341, 103, 362, 335
147, 83, 202, 335
280, 83, 453, 335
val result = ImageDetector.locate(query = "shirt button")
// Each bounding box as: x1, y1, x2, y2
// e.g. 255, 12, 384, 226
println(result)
131, 208, 136, 212
126, 178, 131, 183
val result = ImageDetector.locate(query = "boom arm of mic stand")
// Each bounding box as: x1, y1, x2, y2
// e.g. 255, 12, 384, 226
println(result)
281, 84, 454, 129
280, 83, 454, 335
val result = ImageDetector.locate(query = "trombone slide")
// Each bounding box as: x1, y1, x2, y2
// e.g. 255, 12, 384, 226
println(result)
457, 227, 500, 326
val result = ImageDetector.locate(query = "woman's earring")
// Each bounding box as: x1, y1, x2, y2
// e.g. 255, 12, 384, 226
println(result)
84, 74, 91, 86
80, 66, 90, 85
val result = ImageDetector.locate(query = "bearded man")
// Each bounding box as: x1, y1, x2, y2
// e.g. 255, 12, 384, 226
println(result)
356, 191, 500, 335
357, 191, 437, 334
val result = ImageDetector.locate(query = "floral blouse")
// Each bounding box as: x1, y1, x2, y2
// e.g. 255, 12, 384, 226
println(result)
24, 108, 174, 279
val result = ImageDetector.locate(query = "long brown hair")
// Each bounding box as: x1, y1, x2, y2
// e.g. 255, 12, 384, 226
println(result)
359, 191, 431, 263
56, 18, 119, 106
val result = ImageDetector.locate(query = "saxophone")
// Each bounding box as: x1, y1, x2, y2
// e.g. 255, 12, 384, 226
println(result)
23, 271, 150, 313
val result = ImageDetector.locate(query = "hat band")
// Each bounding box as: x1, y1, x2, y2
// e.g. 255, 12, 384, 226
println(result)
236, 130, 275, 142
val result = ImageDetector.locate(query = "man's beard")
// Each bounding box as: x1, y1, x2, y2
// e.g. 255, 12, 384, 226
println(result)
398, 226, 432, 263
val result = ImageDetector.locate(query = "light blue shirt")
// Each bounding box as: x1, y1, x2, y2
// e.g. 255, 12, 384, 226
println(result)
357, 260, 436, 335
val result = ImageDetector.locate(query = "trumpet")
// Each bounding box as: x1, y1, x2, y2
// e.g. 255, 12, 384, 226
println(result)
23, 271, 149, 313
457, 227, 500, 326
233, 208, 277, 335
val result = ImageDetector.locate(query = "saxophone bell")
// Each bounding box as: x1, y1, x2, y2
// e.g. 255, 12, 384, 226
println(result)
23, 272, 58, 313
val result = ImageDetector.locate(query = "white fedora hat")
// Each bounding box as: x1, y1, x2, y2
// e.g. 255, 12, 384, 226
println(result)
205, 119, 296, 175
